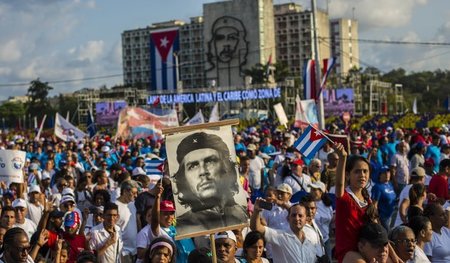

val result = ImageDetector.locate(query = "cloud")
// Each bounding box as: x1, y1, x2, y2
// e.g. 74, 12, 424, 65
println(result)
0, 40, 21, 62
328, 0, 427, 31
0, 0, 117, 100
77, 40, 105, 61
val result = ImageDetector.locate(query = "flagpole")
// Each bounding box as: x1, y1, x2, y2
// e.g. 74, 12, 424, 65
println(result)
311, 0, 325, 129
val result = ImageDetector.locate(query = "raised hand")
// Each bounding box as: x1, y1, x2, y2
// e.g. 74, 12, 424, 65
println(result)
333, 142, 348, 158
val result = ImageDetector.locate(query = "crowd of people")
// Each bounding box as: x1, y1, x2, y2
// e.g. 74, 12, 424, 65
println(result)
0, 122, 449, 263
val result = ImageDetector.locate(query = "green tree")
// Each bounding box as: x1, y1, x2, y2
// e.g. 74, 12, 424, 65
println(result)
26, 78, 53, 119
58, 95, 79, 125
273, 62, 290, 83
0, 101, 26, 129
244, 63, 266, 84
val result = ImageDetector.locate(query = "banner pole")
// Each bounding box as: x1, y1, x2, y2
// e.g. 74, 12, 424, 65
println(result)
210, 234, 217, 263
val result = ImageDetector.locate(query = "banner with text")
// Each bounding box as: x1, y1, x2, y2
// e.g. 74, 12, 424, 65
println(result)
0, 150, 26, 184
147, 87, 282, 105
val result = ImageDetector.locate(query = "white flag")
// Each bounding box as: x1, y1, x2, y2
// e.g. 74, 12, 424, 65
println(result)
209, 103, 220, 122
54, 113, 86, 142
35, 115, 47, 142
412, 97, 418, 114
186, 110, 205, 126
294, 95, 319, 129
273, 103, 288, 127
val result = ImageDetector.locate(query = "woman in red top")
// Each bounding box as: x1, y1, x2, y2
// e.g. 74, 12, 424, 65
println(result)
335, 143, 401, 263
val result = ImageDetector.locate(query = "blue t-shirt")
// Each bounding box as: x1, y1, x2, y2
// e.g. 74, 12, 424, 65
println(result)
425, 145, 440, 173
371, 182, 397, 219
259, 144, 276, 154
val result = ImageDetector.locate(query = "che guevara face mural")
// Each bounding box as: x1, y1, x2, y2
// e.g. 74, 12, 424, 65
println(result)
206, 16, 249, 84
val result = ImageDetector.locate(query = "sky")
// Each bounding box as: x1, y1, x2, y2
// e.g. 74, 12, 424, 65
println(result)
0, 0, 449, 100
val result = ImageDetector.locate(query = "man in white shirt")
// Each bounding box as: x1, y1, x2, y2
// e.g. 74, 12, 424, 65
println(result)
251, 200, 317, 263
390, 141, 410, 193
247, 144, 266, 195
89, 202, 124, 263
283, 158, 312, 194
26, 185, 44, 226
301, 194, 325, 258
12, 199, 37, 240
115, 180, 139, 263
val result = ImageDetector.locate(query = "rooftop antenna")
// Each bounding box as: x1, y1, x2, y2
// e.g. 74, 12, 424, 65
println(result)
352, 7, 355, 20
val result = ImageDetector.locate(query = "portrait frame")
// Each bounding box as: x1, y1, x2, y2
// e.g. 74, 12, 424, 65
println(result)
163, 119, 249, 239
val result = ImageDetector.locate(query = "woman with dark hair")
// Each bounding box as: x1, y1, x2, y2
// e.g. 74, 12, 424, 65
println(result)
423, 203, 450, 262
144, 237, 176, 263
137, 205, 154, 263
408, 142, 426, 170
335, 144, 401, 263
407, 183, 427, 222
242, 231, 269, 263
408, 216, 432, 262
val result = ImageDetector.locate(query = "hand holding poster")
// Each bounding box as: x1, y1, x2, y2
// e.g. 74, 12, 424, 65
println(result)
0, 150, 26, 184
164, 120, 248, 239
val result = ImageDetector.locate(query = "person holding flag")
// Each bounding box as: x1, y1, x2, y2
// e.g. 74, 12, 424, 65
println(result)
334, 143, 402, 263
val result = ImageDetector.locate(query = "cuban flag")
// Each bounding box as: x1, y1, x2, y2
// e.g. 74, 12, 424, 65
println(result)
150, 27, 180, 91
303, 59, 317, 100
293, 124, 327, 159
320, 57, 336, 88
145, 158, 164, 177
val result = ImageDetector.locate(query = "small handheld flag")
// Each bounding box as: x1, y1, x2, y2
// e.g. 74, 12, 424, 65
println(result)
293, 125, 328, 159
145, 158, 164, 177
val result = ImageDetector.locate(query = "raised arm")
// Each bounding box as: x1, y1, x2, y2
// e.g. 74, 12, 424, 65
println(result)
334, 143, 348, 198
36, 197, 53, 232
151, 183, 164, 236
250, 198, 266, 235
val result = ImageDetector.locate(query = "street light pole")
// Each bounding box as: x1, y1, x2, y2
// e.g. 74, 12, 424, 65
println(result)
311, 0, 325, 129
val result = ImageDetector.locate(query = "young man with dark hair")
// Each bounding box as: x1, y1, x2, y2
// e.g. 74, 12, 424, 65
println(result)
251, 200, 317, 262
89, 202, 123, 263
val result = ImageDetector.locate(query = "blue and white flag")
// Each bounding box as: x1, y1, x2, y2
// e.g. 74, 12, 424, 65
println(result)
150, 27, 180, 91
54, 113, 86, 142
186, 110, 205, 126
293, 125, 327, 159
145, 158, 164, 177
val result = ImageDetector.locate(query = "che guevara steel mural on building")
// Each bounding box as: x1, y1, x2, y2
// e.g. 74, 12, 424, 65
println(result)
206, 16, 249, 87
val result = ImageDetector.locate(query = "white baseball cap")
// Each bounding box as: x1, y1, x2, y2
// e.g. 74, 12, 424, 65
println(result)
12, 198, 27, 208
28, 185, 41, 194
309, 181, 326, 193
214, 230, 237, 243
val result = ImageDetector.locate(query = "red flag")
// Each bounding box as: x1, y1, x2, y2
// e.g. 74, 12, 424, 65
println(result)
323, 132, 350, 154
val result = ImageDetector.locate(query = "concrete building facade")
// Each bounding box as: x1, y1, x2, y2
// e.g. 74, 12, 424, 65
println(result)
330, 18, 359, 75
274, 3, 330, 78
179, 16, 206, 89
203, 0, 276, 88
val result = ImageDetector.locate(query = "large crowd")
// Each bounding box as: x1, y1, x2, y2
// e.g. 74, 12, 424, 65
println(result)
0, 122, 449, 263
